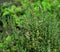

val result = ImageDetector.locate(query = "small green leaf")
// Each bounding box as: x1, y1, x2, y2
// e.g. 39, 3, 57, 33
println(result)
58, 5, 60, 8
3, 11, 9, 16
15, 7, 21, 12
0, 43, 3, 48
42, 1, 51, 11
6, 36, 11, 42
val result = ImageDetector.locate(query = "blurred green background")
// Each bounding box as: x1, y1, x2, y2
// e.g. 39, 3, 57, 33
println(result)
0, 0, 60, 52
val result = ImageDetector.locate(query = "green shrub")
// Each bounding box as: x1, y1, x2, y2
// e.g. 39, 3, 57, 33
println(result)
0, 0, 60, 52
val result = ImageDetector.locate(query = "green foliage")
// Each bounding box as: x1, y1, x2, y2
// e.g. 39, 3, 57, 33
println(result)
6, 36, 11, 42
0, 43, 3, 48
42, 0, 51, 11
0, 0, 60, 52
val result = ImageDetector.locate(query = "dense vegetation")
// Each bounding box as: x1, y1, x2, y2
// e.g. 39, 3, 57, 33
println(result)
0, 0, 60, 52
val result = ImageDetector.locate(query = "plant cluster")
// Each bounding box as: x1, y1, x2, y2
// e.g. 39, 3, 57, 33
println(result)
0, 0, 60, 52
